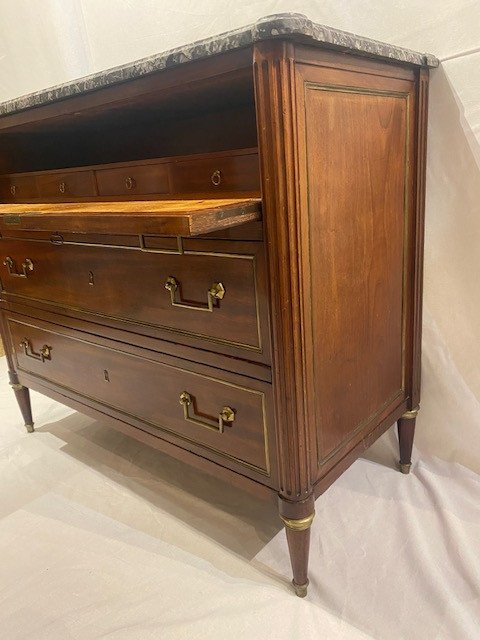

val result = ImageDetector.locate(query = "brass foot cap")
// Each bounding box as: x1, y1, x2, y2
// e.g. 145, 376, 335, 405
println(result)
292, 580, 309, 598
25, 423, 35, 433
399, 461, 411, 474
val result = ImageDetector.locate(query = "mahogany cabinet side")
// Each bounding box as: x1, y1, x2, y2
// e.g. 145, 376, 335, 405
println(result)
254, 42, 429, 508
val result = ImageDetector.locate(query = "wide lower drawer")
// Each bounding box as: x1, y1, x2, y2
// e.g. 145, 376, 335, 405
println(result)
6, 313, 274, 480
0, 238, 267, 355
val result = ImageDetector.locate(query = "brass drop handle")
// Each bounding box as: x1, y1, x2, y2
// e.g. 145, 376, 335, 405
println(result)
211, 169, 222, 186
59, 181, 67, 194
3, 256, 34, 278
20, 338, 52, 363
164, 276, 225, 312
125, 176, 136, 190
179, 391, 235, 434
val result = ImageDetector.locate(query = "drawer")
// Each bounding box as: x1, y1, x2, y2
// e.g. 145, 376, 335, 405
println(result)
0, 174, 38, 201
7, 315, 272, 478
96, 163, 170, 196
170, 152, 259, 193
0, 239, 266, 354
36, 171, 96, 198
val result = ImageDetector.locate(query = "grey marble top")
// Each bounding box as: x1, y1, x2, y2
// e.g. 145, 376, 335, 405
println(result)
0, 13, 438, 117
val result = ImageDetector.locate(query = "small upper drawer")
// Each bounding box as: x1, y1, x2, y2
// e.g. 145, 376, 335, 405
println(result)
36, 171, 96, 199
96, 163, 170, 196
170, 153, 260, 193
0, 175, 38, 202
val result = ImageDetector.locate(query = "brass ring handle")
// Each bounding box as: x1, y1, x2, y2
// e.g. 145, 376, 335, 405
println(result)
59, 181, 66, 194
125, 176, 136, 190
10, 185, 16, 196
3, 256, 34, 278
20, 338, 52, 363
164, 276, 225, 312
211, 169, 222, 186
179, 391, 235, 434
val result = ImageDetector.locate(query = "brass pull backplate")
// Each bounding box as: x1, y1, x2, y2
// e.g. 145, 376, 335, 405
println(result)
164, 276, 225, 312
179, 391, 235, 434
3, 256, 34, 278
20, 338, 52, 363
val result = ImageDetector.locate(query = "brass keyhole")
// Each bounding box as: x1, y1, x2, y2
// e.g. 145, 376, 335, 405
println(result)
10, 185, 16, 196
59, 181, 67, 194
104, 370, 110, 382
88, 271, 95, 286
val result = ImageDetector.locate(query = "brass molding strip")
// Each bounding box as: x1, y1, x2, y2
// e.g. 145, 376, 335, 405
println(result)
280, 512, 315, 532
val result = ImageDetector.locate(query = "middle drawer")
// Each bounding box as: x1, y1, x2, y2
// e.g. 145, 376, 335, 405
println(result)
0, 238, 267, 358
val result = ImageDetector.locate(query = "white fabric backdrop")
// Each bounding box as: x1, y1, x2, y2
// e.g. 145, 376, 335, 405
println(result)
0, 2, 479, 638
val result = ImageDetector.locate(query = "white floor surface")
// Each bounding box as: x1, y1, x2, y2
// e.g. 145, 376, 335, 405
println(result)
0, 356, 479, 640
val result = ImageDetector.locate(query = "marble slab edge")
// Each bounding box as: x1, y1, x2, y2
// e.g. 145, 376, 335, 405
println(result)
0, 13, 439, 118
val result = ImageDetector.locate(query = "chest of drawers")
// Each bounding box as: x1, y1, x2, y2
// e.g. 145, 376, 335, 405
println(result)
0, 14, 437, 597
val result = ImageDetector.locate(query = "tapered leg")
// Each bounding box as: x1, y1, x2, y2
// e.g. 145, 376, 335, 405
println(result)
8, 371, 34, 433
279, 496, 315, 597
397, 407, 419, 474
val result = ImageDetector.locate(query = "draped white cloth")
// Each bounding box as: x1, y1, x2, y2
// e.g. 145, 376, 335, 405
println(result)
1, 356, 479, 639
0, 2, 479, 637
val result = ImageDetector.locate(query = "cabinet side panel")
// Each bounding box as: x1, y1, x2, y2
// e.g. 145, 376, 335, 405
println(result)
298, 66, 414, 465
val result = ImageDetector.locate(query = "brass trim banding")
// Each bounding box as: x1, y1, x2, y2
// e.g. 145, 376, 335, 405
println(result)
280, 512, 315, 532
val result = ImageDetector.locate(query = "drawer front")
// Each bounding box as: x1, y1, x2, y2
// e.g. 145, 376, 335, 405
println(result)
170, 153, 259, 193
0, 175, 38, 201
7, 316, 272, 478
0, 239, 265, 353
36, 171, 96, 198
96, 163, 170, 196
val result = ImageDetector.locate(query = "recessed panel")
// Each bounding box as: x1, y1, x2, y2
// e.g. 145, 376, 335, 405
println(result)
304, 84, 408, 463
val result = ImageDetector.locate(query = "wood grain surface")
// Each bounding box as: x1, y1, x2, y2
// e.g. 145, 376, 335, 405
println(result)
0, 198, 261, 235
0, 38, 431, 597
